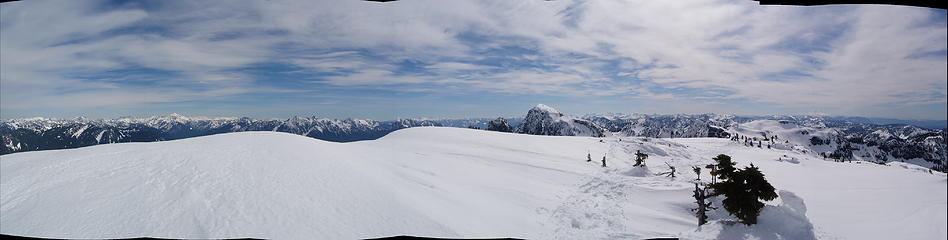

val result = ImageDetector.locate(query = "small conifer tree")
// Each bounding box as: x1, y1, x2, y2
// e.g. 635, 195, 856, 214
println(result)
705, 154, 778, 225
633, 150, 649, 167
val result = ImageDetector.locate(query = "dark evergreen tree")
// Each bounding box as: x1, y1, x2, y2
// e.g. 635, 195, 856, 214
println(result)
706, 154, 737, 182
706, 155, 777, 225
726, 164, 778, 224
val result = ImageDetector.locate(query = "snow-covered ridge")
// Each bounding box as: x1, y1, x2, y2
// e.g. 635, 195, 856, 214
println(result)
532, 103, 561, 114
2, 106, 945, 172
584, 114, 947, 170
0, 114, 516, 155
1, 127, 944, 239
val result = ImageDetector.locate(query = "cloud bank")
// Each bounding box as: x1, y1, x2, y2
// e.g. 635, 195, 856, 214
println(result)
1, 0, 945, 119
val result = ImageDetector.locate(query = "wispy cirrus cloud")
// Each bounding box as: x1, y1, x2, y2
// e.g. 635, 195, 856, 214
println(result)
1, 0, 944, 119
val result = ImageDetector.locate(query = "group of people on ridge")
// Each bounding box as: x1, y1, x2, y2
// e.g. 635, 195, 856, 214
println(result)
587, 152, 607, 167
586, 146, 649, 168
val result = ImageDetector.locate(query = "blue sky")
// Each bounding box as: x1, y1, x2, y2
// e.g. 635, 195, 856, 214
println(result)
1, 0, 946, 120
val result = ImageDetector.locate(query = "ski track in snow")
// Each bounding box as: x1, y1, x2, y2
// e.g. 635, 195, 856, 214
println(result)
548, 136, 693, 239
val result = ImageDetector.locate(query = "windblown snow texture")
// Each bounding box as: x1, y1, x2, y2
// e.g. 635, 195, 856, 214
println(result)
2, 127, 944, 239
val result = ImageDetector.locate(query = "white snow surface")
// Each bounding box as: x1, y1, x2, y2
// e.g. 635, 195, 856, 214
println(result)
1, 127, 945, 239
532, 103, 561, 114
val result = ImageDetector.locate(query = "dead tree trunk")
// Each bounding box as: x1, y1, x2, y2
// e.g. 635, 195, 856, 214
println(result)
657, 162, 676, 178
692, 166, 714, 226
694, 183, 710, 226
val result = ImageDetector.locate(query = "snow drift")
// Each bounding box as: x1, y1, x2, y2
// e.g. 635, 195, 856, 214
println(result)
684, 190, 816, 240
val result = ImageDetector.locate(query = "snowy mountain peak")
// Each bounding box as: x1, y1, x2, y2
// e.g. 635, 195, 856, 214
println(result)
165, 113, 189, 121
517, 104, 605, 137
532, 104, 561, 115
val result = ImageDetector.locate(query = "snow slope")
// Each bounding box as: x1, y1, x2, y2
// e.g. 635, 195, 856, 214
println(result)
1, 127, 945, 239
672, 137, 947, 240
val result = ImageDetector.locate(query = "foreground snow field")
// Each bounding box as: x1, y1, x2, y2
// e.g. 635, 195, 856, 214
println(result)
1, 127, 945, 239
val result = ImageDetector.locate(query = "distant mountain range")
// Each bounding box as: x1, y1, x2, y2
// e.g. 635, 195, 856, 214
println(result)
2, 106, 945, 172
821, 116, 946, 129
0, 114, 522, 155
